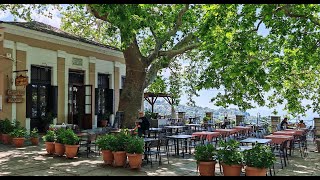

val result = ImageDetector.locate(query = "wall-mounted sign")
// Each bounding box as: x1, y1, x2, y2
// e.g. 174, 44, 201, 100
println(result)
7, 97, 23, 103
15, 75, 28, 86
7, 89, 25, 96
72, 58, 83, 66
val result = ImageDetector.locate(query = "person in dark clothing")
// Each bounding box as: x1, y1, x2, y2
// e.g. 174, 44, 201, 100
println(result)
280, 117, 288, 130
221, 117, 230, 129
297, 120, 306, 128
139, 116, 150, 136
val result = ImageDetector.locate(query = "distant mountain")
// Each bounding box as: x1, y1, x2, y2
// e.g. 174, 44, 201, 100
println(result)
144, 100, 249, 120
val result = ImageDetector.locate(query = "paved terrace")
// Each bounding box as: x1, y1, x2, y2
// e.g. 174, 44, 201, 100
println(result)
0, 139, 319, 176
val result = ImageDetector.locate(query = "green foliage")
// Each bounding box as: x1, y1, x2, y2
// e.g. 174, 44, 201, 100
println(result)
41, 112, 54, 128
111, 130, 131, 151
62, 129, 80, 145
144, 110, 157, 119
9, 128, 27, 138
194, 144, 216, 162
0, 120, 4, 133
102, 112, 111, 120
29, 128, 39, 138
1, 118, 15, 134
202, 116, 210, 122
96, 134, 117, 150
42, 130, 55, 142
243, 144, 276, 168
55, 128, 67, 144
5, 4, 320, 120
147, 76, 167, 94
217, 139, 243, 166
125, 136, 144, 154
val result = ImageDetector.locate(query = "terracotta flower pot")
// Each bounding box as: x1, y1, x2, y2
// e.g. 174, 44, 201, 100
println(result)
30, 137, 39, 145
245, 166, 267, 176
198, 161, 216, 176
101, 120, 108, 127
55, 143, 65, 156
12, 138, 25, 148
112, 151, 127, 167
102, 150, 114, 165
222, 163, 242, 176
65, 144, 80, 159
2, 134, 11, 145
45, 142, 55, 154
127, 153, 143, 169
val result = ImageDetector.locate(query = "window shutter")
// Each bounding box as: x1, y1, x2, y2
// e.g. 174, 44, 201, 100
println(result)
49, 86, 58, 118
26, 84, 32, 118
105, 89, 114, 114
95, 88, 99, 115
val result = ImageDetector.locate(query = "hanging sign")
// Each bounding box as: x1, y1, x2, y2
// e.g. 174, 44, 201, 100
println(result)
7, 97, 23, 103
7, 89, 25, 96
15, 75, 28, 86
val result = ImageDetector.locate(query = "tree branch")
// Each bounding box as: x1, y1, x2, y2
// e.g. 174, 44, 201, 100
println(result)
283, 5, 320, 26
159, 42, 200, 59
144, 61, 162, 88
146, 4, 190, 64
86, 5, 109, 22
167, 4, 190, 38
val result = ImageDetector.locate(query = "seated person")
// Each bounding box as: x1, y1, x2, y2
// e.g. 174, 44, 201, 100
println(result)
139, 116, 150, 136
221, 117, 230, 129
297, 120, 306, 128
280, 117, 288, 130
132, 120, 142, 136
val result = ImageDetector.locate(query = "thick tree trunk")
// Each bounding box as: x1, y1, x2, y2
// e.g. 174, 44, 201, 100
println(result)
118, 39, 147, 128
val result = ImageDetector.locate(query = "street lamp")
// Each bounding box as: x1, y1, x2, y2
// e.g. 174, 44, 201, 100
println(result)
257, 112, 260, 126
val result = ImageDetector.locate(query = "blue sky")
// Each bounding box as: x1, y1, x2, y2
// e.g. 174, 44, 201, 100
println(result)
1, 8, 318, 120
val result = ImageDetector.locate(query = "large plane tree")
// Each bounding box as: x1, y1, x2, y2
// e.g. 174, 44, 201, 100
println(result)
2, 4, 320, 126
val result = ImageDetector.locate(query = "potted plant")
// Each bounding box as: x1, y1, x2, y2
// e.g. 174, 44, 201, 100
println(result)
54, 128, 66, 156
243, 143, 276, 176
194, 144, 217, 176
96, 134, 116, 165
125, 136, 144, 169
217, 139, 243, 176
112, 130, 130, 167
29, 128, 39, 145
10, 127, 27, 148
1, 118, 15, 144
41, 112, 54, 132
100, 112, 110, 127
62, 129, 80, 159
42, 130, 55, 154
203, 116, 210, 123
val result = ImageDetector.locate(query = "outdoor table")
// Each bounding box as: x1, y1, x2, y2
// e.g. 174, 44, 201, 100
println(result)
214, 129, 238, 137
192, 131, 221, 142
284, 129, 305, 136
149, 128, 163, 138
264, 135, 294, 144
164, 126, 186, 134
239, 145, 252, 152
166, 135, 192, 157
240, 137, 272, 145
233, 126, 252, 132
185, 124, 201, 131
273, 131, 296, 136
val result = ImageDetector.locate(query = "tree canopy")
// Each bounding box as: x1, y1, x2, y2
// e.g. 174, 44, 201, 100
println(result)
2, 4, 320, 118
